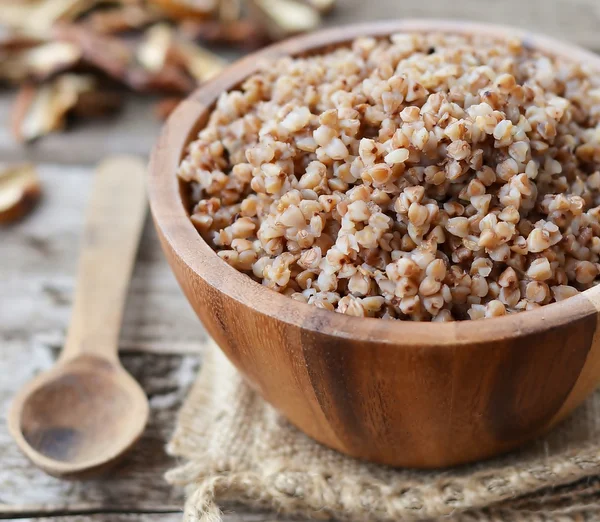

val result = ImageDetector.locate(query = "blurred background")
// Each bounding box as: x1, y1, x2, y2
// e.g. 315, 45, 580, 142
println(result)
0, 0, 598, 164
1, 0, 600, 520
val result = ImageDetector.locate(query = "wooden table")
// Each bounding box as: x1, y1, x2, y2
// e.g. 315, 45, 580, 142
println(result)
2, 2, 600, 521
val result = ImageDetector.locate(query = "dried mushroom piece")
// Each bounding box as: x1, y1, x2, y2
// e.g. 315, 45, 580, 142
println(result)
0, 164, 42, 224
218, 0, 242, 22
11, 74, 100, 142
0, 41, 82, 84
250, 0, 320, 40
179, 19, 269, 49
126, 62, 194, 92
72, 89, 123, 117
1, 0, 102, 37
30, 0, 100, 25
0, 26, 44, 53
301, 0, 335, 13
1, 2, 54, 36
129, 24, 194, 92
83, 5, 159, 34
55, 23, 194, 94
11, 84, 60, 142
53, 24, 132, 81
148, 0, 217, 20
171, 40, 226, 82
135, 23, 224, 88
136, 23, 172, 72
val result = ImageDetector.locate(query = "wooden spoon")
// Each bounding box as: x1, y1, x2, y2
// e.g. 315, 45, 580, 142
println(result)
8, 155, 149, 478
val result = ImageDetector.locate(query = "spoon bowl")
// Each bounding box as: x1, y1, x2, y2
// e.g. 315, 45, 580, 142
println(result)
9, 355, 149, 477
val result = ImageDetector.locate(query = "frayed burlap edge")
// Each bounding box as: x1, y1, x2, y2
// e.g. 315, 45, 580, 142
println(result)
166, 344, 600, 522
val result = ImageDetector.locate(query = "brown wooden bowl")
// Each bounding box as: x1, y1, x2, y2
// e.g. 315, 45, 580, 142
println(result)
149, 20, 600, 468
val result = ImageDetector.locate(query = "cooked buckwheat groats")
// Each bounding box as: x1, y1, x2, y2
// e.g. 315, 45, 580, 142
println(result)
178, 32, 600, 321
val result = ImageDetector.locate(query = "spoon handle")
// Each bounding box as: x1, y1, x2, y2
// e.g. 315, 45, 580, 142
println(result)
61, 156, 147, 362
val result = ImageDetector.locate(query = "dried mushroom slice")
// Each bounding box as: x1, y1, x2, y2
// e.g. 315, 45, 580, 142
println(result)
11, 84, 60, 142
148, 0, 217, 20
171, 40, 226, 83
302, 0, 335, 13
1, 2, 52, 35
83, 5, 159, 34
180, 19, 269, 49
2, 0, 101, 37
134, 24, 224, 88
0, 41, 82, 84
250, 0, 320, 40
72, 89, 123, 117
11, 74, 96, 142
218, 0, 242, 22
0, 26, 44, 53
20, 42, 81, 79
0, 164, 42, 224
32, 0, 100, 25
126, 62, 194, 93
53, 24, 132, 81
128, 25, 191, 92
55, 23, 193, 94
136, 23, 172, 73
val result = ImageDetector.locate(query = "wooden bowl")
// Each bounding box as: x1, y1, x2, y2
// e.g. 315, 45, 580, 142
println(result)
149, 20, 600, 468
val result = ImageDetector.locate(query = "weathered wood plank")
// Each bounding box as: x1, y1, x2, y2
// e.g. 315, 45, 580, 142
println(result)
0, 163, 209, 355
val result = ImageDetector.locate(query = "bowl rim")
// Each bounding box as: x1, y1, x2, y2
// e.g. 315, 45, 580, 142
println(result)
149, 18, 600, 347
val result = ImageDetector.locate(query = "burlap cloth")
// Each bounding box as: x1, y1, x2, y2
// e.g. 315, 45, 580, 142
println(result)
166, 343, 600, 521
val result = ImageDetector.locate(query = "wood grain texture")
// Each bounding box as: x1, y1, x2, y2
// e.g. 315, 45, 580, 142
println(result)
149, 20, 600, 468
550, 290, 600, 426
61, 156, 148, 362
